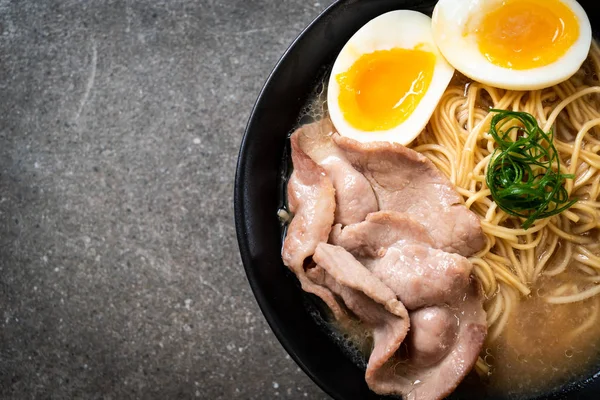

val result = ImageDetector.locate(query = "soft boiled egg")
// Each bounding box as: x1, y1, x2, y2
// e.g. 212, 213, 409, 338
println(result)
432, 0, 592, 90
327, 10, 455, 145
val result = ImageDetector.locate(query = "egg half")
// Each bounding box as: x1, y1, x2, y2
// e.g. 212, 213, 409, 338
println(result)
327, 10, 455, 145
432, 0, 592, 90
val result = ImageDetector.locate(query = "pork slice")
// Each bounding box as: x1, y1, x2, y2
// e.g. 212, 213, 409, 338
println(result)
311, 245, 486, 400
406, 306, 459, 368
295, 120, 378, 226
333, 134, 485, 257
312, 243, 406, 317
368, 243, 473, 310
308, 243, 410, 395
282, 131, 345, 320
312, 270, 411, 395
329, 211, 473, 310
372, 280, 487, 400
330, 211, 435, 258
282, 131, 335, 272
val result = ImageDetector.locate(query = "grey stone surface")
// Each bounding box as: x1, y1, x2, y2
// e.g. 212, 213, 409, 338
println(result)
0, 0, 335, 398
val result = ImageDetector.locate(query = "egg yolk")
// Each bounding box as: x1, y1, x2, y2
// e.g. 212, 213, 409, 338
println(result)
336, 48, 435, 132
475, 0, 579, 70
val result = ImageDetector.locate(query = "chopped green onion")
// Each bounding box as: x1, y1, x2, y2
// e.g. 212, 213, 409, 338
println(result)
485, 109, 577, 229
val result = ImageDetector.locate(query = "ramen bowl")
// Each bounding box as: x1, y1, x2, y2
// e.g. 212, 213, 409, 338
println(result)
234, 0, 600, 398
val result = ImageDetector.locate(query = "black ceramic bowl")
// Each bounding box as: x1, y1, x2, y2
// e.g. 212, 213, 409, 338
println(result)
234, 1, 600, 399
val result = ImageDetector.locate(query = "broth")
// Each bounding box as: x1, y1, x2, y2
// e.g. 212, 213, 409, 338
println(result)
481, 272, 600, 398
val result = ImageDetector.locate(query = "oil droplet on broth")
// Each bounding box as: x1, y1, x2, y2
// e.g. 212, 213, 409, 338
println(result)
565, 349, 574, 358
483, 273, 600, 398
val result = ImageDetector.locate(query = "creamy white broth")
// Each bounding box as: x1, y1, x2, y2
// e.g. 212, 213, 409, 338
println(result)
481, 272, 600, 398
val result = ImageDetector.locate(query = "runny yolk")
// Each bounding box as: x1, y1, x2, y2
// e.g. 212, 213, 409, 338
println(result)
336, 48, 435, 132
475, 0, 579, 70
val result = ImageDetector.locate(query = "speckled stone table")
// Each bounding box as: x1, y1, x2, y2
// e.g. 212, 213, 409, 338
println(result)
0, 1, 334, 398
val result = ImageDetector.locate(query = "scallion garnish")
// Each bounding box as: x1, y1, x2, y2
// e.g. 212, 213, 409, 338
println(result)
485, 109, 577, 229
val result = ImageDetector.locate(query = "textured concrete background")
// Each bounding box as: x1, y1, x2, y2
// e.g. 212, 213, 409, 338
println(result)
0, 0, 334, 398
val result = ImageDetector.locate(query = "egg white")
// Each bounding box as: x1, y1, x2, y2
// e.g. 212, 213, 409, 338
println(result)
327, 10, 455, 145
432, 0, 592, 90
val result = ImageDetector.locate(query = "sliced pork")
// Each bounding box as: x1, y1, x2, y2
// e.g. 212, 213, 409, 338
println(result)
282, 120, 488, 400
407, 306, 459, 368
375, 280, 487, 400
312, 243, 407, 317
329, 211, 435, 258
308, 243, 410, 394
334, 134, 485, 257
307, 243, 485, 400
295, 119, 378, 226
371, 244, 473, 310
332, 211, 473, 310
281, 132, 346, 320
